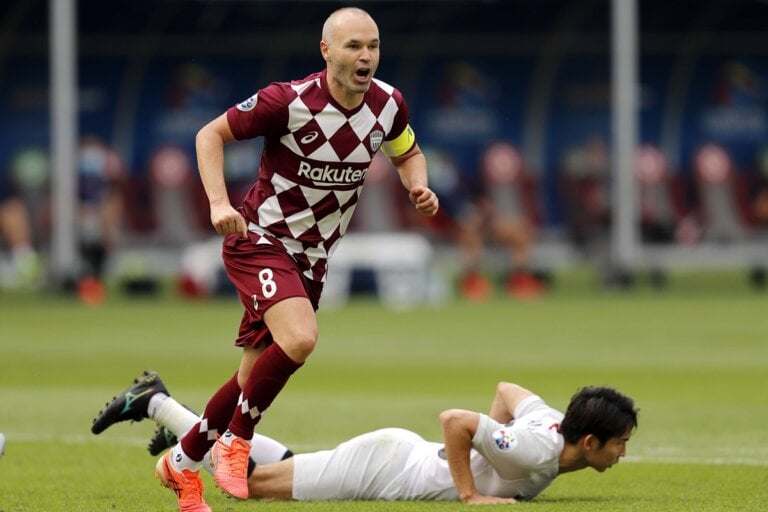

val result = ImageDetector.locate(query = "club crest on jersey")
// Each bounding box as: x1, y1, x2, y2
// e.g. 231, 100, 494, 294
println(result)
237, 94, 258, 112
369, 130, 384, 152
493, 429, 517, 450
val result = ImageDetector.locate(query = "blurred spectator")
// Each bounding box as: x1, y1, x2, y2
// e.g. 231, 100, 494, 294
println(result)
0, 147, 48, 289
78, 136, 126, 281
426, 61, 501, 147
0, 198, 40, 289
349, 151, 411, 233
749, 147, 768, 289
408, 146, 488, 298
412, 146, 469, 243
412, 146, 471, 232
176, 143, 262, 298
147, 144, 209, 247
154, 63, 227, 151
692, 143, 751, 243
634, 145, 687, 244
560, 136, 611, 255
321, 152, 435, 308
457, 142, 543, 299
633, 145, 692, 288
0, 156, 45, 289
8, 147, 50, 244
751, 147, 768, 229
223, 141, 262, 209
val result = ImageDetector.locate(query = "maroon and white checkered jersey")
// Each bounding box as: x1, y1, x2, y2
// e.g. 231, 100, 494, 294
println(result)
226, 69, 414, 282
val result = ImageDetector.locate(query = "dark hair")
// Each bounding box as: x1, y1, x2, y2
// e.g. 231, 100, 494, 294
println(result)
559, 386, 638, 445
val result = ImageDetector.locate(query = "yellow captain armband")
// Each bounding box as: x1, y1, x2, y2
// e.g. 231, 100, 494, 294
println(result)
381, 124, 416, 157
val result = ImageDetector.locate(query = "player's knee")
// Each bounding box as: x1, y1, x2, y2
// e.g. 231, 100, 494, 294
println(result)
281, 330, 317, 362
293, 335, 317, 360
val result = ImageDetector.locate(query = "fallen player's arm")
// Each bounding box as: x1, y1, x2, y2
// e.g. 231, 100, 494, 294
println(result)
488, 382, 535, 424
440, 408, 518, 505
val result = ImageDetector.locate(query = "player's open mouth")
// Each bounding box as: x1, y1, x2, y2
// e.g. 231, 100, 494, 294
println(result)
355, 68, 371, 81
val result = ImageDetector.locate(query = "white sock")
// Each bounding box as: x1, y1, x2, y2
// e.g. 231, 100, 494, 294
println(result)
249, 433, 292, 466
147, 393, 169, 419
169, 444, 202, 472
219, 429, 249, 447
151, 396, 198, 439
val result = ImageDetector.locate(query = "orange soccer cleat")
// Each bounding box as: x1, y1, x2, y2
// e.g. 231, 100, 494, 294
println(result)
155, 452, 211, 512
211, 432, 251, 499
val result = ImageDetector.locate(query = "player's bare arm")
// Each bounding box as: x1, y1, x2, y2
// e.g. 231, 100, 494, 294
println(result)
488, 382, 535, 424
391, 144, 439, 216
196, 113, 247, 238
440, 409, 519, 505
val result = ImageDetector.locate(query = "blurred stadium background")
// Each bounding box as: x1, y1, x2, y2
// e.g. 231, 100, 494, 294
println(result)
1, 0, 768, 301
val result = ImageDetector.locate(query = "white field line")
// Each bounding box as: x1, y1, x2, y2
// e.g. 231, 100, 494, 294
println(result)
5, 433, 768, 467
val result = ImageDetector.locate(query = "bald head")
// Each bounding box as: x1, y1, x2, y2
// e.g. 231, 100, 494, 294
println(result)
319, 7, 380, 109
321, 7, 378, 46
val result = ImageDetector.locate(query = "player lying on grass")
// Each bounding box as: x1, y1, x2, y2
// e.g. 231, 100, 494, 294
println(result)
92, 371, 638, 504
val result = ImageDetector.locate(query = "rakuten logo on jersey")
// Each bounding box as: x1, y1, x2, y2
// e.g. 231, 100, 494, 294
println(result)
297, 161, 368, 185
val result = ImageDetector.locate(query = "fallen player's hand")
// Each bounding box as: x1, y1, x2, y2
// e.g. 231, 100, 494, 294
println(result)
462, 493, 519, 505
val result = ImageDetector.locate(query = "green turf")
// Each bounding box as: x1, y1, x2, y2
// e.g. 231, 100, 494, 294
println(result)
1, 274, 767, 511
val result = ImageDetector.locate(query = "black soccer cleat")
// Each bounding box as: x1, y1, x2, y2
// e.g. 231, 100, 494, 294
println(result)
91, 370, 168, 434
147, 426, 178, 456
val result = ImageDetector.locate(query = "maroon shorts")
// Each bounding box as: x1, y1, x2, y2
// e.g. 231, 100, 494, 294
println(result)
222, 233, 323, 348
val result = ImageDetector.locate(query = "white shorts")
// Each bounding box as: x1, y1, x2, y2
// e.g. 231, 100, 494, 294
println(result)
292, 428, 423, 500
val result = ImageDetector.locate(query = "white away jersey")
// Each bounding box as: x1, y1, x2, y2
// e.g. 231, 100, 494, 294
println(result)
292, 395, 564, 501
469, 395, 564, 500
226, 69, 412, 281
394, 394, 563, 501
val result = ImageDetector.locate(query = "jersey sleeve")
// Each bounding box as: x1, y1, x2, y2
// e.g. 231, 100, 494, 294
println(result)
514, 395, 548, 418
471, 412, 547, 480
381, 89, 416, 157
226, 83, 290, 141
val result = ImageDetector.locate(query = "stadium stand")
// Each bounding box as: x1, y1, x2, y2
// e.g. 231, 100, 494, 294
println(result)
1, 0, 767, 290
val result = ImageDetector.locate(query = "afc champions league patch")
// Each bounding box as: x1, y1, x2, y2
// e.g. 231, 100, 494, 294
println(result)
369, 130, 384, 152
237, 94, 258, 112
493, 428, 517, 450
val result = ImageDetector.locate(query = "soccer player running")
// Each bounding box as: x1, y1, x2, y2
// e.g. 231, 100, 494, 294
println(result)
92, 372, 638, 504
90, 7, 438, 512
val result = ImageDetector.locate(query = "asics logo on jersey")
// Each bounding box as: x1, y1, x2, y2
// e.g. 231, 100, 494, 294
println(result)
300, 131, 319, 144
297, 161, 368, 184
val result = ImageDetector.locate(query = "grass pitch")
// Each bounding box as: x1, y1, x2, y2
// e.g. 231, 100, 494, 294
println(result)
1, 272, 767, 511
